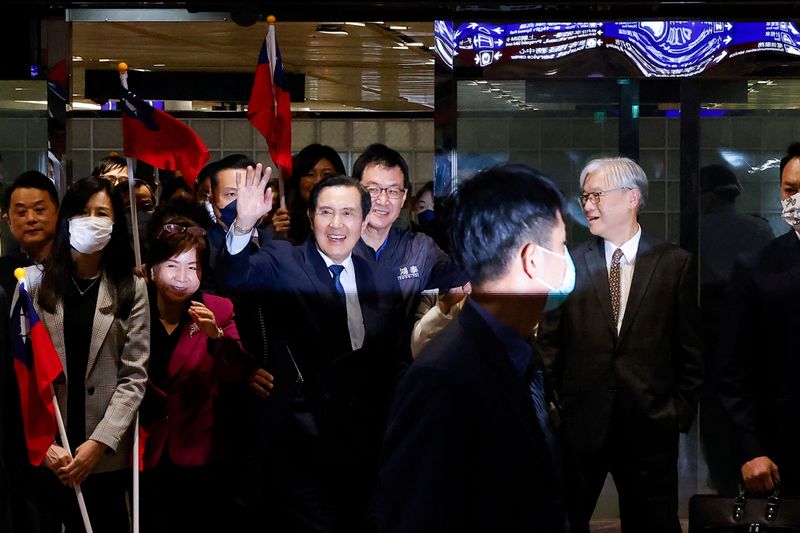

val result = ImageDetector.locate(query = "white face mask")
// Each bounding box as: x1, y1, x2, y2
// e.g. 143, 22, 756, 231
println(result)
781, 192, 800, 231
535, 246, 577, 312
69, 216, 113, 254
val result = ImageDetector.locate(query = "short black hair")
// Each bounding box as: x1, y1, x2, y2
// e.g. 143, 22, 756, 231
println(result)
780, 143, 800, 181
208, 154, 256, 192
307, 175, 371, 219
352, 143, 410, 190
92, 155, 127, 177
449, 164, 565, 284
3, 170, 59, 213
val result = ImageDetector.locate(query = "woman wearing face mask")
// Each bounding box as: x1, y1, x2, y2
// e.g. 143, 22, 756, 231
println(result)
271, 144, 346, 243
140, 216, 252, 533
21, 176, 148, 533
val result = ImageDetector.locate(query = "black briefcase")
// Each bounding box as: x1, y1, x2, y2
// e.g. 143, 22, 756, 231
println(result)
689, 488, 800, 532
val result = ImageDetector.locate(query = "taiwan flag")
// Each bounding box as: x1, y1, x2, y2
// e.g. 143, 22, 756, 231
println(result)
119, 66, 210, 190
11, 276, 63, 465
248, 18, 293, 179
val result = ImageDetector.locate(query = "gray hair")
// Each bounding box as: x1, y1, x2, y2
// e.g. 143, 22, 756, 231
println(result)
579, 157, 648, 210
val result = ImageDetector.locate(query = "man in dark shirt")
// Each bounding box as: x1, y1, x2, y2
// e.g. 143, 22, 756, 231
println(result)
352, 144, 466, 320
378, 164, 582, 533
0, 171, 59, 296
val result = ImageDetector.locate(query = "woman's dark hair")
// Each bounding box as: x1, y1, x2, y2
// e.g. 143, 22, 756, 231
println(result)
159, 177, 193, 204
414, 180, 434, 203
147, 216, 209, 280
287, 144, 346, 243
39, 176, 136, 317
147, 197, 214, 242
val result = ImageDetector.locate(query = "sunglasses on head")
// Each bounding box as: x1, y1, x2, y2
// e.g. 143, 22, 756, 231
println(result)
157, 223, 207, 239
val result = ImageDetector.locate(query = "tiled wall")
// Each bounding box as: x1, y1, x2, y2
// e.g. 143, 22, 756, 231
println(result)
0, 114, 49, 180
67, 115, 435, 193
457, 113, 790, 244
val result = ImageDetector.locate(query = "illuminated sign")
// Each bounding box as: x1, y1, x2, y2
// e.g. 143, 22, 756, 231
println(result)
435, 21, 800, 77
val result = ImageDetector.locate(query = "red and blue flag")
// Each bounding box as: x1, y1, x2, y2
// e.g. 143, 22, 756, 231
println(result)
11, 278, 63, 465
119, 66, 210, 190
248, 19, 293, 179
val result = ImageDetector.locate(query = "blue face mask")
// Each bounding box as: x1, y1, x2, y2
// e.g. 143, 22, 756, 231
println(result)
218, 200, 238, 229
536, 247, 576, 312
417, 209, 435, 224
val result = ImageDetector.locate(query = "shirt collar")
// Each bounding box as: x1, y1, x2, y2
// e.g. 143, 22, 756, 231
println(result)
466, 299, 533, 379
317, 247, 355, 274
604, 224, 642, 263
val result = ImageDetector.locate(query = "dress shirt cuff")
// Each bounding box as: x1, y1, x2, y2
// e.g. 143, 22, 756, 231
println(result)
226, 226, 251, 255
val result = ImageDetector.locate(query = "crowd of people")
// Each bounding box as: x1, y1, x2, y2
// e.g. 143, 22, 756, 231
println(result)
0, 140, 798, 533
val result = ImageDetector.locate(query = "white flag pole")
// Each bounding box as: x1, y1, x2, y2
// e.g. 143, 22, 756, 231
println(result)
121, 62, 142, 532
266, 17, 286, 209
50, 385, 94, 533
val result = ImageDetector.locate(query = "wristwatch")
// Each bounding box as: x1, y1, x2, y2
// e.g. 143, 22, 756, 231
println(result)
212, 326, 225, 340
233, 218, 254, 236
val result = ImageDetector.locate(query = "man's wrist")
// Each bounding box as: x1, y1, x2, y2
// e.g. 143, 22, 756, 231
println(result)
233, 218, 255, 235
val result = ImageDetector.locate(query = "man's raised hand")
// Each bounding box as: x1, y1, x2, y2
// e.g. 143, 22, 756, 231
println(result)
234, 163, 274, 231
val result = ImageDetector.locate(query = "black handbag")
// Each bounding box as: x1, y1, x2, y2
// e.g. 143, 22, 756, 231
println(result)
689, 487, 800, 532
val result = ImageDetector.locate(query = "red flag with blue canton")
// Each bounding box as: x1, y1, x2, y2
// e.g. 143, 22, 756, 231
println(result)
11, 280, 63, 465
120, 72, 210, 190
248, 20, 293, 179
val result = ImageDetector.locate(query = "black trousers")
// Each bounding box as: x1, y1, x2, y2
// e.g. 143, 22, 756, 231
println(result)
140, 456, 224, 533
578, 414, 681, 533
33, 466, 130, 533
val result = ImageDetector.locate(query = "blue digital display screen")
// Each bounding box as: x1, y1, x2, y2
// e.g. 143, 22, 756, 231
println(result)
435, 21, 800, 77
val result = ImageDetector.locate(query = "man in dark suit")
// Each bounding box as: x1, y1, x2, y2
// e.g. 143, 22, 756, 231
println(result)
536, 157, 702, 533
378, 164, 583, 533
218, 167, 404, 533
717, 144, 800, 495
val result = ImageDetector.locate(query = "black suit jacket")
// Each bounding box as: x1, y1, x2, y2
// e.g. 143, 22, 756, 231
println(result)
717, 231, 800, 471
378, 301, 583, 533
218, 238, 406, 467
536, 232, 703, 454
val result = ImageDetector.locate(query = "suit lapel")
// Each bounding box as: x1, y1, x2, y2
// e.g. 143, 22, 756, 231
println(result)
166, 323, 205, 384
86, 276, 114, 376
616, 233, 661, 344
353, 256, 378, 346
583, 239, 617, 337
300, 239, 351, 351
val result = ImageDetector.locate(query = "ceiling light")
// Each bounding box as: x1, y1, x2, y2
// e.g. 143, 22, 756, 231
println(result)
72, 56, 83, 62
405, 42, 424, 47
98, 58, 113, 63
316, 24, 349, 36
152, 63, 166, 67
345, 22, 366, 27
389, 25, 408, 30
392, 44, 408, 50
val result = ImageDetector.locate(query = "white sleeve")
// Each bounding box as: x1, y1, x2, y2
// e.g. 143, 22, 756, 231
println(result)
226, 225, 252, 255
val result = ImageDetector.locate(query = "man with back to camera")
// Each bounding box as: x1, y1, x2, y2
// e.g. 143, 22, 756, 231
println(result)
717, 142, 800, 496
218, 164, 404, 533
378, 164, 584, 533
352, 144, 466, 320
535, 157, 702, 532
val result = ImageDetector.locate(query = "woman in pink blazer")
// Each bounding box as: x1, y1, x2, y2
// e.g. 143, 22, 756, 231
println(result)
140, 216, 249, 533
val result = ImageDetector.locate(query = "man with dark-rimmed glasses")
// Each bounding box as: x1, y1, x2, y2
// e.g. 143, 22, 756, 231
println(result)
536, 156, 702, 533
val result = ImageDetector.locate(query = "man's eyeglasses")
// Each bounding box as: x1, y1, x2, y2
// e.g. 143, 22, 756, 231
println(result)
157, 224, 208, 239
365, 185, 406, 200
578, 187, 631, 205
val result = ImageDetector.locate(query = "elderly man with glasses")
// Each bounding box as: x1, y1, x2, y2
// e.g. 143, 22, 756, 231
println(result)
536, 156, 703, 533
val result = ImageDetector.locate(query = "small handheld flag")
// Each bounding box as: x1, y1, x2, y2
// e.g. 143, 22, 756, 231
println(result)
119, 63, 210, 190
248, 15, 293, 182
11, 267, 63, 465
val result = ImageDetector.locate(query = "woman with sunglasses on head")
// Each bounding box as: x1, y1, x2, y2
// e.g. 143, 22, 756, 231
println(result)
140, 217, 253, 533
20, 176, 148, 533
272, 143, 346, 243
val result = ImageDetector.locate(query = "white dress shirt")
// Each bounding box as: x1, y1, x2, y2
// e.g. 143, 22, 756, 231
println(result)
604, 225, 642, 332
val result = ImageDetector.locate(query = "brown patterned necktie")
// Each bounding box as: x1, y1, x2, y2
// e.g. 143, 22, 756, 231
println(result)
610, 248, 624, 326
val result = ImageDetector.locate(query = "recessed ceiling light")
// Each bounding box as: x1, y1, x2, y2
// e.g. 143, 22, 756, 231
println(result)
72, 56, 83, 62
345, 22, 366, 27
98, 58, 113, 63
152, 64, 166, 67
406, 42, 424, 47
389, 25, 408, 31
392, 45, 408, 50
